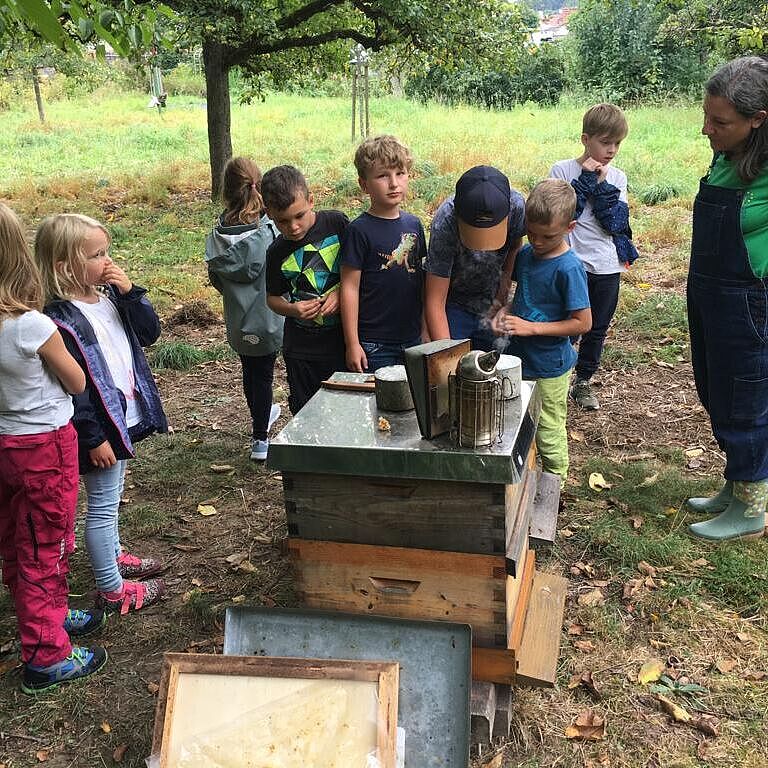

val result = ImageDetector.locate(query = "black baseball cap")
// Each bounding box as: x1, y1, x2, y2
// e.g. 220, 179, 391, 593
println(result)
454, 166, 511, 251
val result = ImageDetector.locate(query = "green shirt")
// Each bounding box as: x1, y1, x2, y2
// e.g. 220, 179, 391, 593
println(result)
706, 154, 768, 277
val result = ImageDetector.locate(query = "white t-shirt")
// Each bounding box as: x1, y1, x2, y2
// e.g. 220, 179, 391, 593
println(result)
550, 159, 628, 275
72, 295, 142, 427
0, 311, 74, 435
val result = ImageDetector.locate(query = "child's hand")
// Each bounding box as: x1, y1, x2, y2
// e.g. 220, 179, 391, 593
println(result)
89, 440, 117, 469
491, 306, 510, 336
320, 289, 340, 317
581, 157, 607, 182
292, 298, 323, 321
102, 263, 133, 294
503, 315, 537, 337
346, 343, 368, 373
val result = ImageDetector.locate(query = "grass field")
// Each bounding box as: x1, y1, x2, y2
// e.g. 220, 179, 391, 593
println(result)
3, 89, 768, 768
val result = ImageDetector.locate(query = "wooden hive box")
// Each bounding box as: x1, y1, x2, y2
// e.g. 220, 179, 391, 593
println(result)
283, 445, 537, 577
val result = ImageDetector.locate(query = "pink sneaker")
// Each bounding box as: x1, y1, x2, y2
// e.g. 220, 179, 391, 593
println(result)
97, 579, 166, 616
116, 552, 164, 580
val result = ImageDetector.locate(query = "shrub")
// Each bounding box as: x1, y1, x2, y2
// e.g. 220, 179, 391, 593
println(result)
164, 63, 206, 98
639, 183, 680, 206
405, 44, 568, 109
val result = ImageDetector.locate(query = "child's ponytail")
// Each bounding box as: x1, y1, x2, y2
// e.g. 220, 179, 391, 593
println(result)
221, 156, 264, 227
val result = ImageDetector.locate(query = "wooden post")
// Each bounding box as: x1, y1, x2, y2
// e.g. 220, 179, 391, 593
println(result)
364, 62, 370, 138
32, 67, 45, 124
350, 64, 357, 141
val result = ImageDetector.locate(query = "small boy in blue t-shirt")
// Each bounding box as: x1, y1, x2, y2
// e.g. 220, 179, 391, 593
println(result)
492, 179, 591, 486
340, 135, 426, 372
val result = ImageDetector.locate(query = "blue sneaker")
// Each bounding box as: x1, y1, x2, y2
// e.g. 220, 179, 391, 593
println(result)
63, 608, 107, 638
22, 646, 108, 694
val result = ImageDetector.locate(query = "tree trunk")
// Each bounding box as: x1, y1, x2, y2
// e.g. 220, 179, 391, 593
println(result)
203, 39, 232, 201
32, 67, 45, 124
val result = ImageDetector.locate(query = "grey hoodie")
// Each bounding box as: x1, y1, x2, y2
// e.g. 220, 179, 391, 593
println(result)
205, 215, 284, 356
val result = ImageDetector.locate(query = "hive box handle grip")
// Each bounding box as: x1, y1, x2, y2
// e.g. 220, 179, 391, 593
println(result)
369, 577, 421, 595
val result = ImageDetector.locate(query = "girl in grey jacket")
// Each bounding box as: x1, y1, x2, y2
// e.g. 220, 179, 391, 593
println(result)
205, 157, 284, 460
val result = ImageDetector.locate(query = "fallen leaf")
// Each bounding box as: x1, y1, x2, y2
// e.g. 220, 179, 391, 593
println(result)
483, 752, 504, 768
588, 472, 611, 491
558, 528, 575, 538
735, 632, 751, 643
232, 594, 246, 603
649, 639, 669, 650
564, 709, 605, 741
629, 515, 644, 529
113, 744, 128, 762
225, 552, 248, 565
623, 578, 643, 599
171, 544, 201, 552
692, 715, 719, 737
691, 558, 710, 568
197, 503, 217, 516
35, 750, 50, 762
570, 429, 585, 441
209, 464, 235, 473
377, 416, 391, 431
237, 560, 256, 573
585, 753, 611, 767
638, 659, 666, 685
191, 577, 203, 587
715, 659, 737, 674
655, 693, 691, 723
570, 561, 596, 578
743, 670, 767, 681
147, 682, 160, 694
684, 448, 704, 458
654, 359, 674, 369
574, 640, 596, 653
0, 639, 14, 654
567, 623, 585, 636
578, 589, 606, 608
100, 721, 111, 733
638, 473, 659, 487
697, 740, 710, 761
567, 670, 602, 700
0, 657, 20, 674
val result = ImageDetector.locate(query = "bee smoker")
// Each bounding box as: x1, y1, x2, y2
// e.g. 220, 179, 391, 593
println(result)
449, 350, 504, 448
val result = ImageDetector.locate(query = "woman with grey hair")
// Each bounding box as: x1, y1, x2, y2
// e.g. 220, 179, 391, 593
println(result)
686, 56, 768, 540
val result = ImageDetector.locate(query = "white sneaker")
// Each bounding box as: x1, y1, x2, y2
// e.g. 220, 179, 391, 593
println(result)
268, 403, 281, 431
250, 439, 269, 461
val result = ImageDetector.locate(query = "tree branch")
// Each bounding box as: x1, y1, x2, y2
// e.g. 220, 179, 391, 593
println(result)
276, 0, 345, 31
230, 27, 390, 64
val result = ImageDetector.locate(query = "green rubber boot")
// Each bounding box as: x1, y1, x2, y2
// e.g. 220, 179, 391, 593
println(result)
688, 480, 768, 541
686, 479, 733, 514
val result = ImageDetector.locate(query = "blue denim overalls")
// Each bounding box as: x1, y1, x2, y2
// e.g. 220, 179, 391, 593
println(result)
687, 176, 768, 482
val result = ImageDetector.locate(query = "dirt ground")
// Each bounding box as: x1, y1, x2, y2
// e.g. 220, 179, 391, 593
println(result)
0, 303, 762, 768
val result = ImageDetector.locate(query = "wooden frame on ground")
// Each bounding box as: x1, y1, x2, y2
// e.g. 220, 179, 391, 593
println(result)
151, 653, 399, 768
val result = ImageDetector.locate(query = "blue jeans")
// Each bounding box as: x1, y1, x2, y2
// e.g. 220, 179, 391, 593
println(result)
445, 303, 496, 351
361, 338, 422, 372
83, 460, 126, 593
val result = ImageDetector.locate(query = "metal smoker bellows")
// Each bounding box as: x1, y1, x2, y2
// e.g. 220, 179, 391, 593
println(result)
449, 350, 504, 447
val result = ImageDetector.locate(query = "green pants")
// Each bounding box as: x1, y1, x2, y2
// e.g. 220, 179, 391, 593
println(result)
534, 370, 571, 487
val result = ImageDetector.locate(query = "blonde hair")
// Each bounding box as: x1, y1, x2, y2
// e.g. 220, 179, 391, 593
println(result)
354, 134, 413, 178
221, 156, 264, 226
35, 213, 111, 301
0, 203, 43, 320
525, 179, 577, 226
582, 103, 628, 141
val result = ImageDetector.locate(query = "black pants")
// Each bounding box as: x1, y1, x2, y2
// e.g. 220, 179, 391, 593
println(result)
240, 353, 277, 441
285, 353, 347, 415
575, 271, 621, 381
